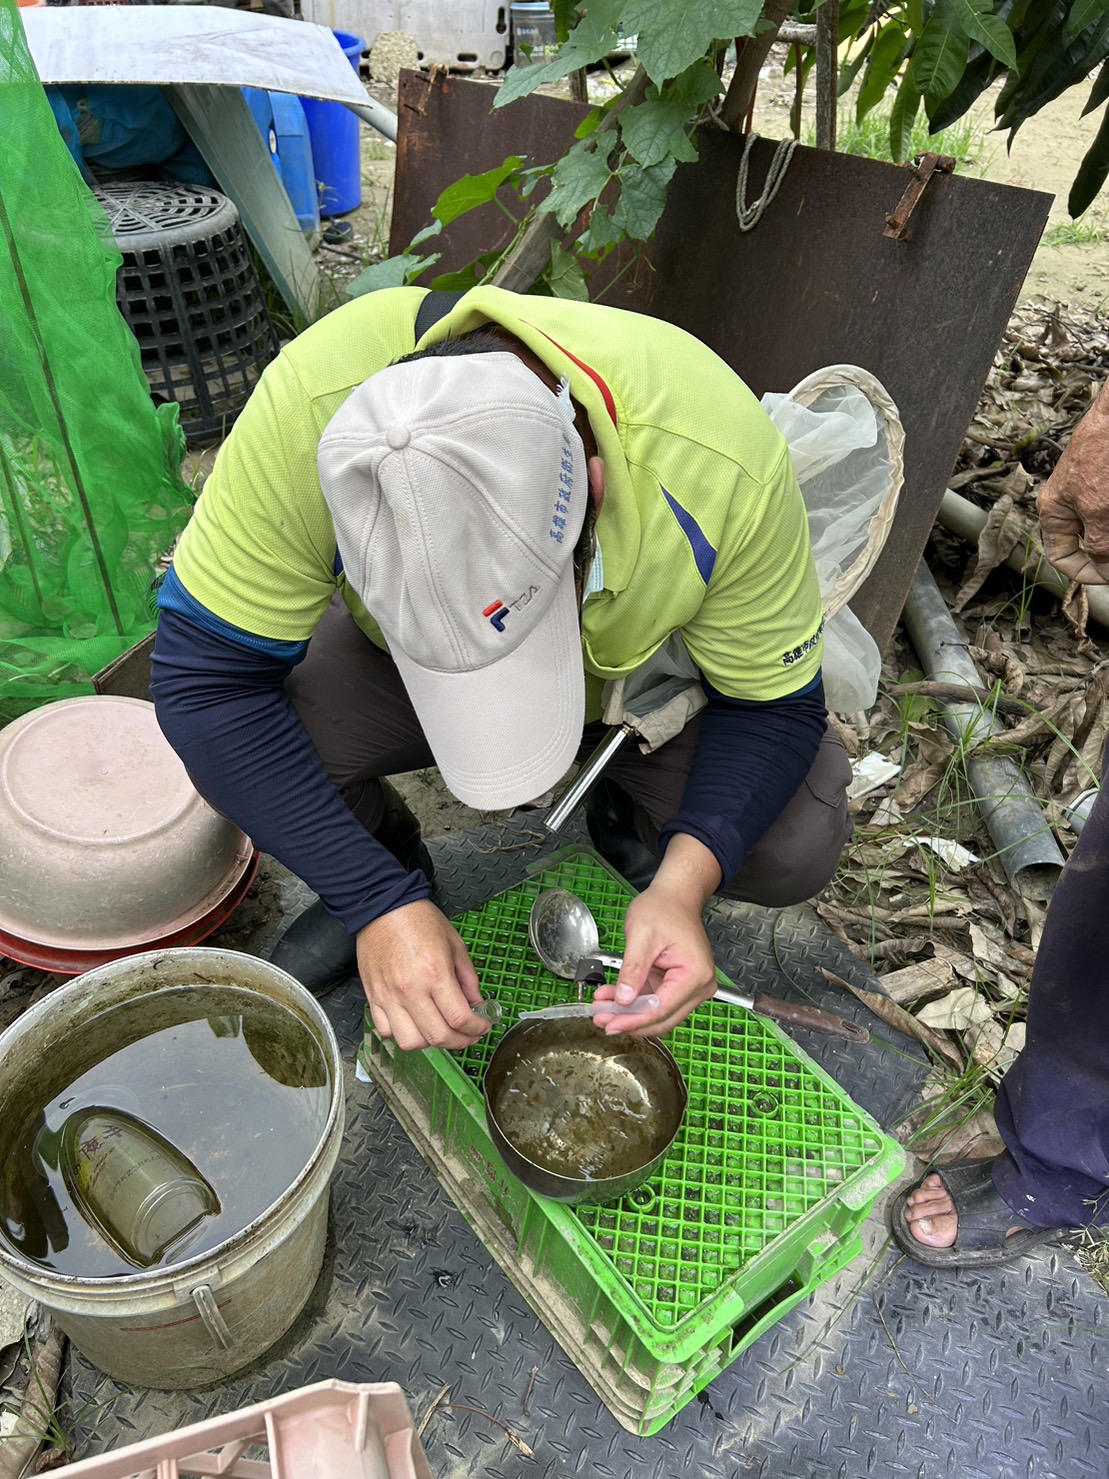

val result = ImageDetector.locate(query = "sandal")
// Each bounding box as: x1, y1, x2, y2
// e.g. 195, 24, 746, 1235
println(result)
891, 1157, 1061, 1269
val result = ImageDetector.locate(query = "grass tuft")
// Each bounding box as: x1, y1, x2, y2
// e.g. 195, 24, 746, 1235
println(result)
808, 106, 990, 174
1042, 218, 1104, 248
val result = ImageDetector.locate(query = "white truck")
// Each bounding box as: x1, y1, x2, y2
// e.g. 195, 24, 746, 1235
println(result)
297, 0, 511, 71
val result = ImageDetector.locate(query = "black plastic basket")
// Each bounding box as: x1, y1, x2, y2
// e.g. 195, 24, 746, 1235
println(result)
95, 181, 280, 443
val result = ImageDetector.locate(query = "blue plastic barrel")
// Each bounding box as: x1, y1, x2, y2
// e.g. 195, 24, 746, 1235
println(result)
242, 88, 321, 236
301, 30, 364, 218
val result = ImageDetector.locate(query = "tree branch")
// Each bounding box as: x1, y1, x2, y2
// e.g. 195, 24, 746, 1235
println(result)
491, 64, 652, 293
719, 0, 794, 132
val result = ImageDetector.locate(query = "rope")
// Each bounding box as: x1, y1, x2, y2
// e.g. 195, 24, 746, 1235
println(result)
735, 133, 798, 232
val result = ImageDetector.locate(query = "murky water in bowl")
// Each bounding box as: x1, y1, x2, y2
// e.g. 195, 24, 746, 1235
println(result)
493, 1045, 670, 1181
0, 986, 331, 1277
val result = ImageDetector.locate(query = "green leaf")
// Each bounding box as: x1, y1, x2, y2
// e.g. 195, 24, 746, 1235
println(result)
577, 203, 622, 258
546, 242, 591, 300
431, 157, 525, 225
927, 46, 1002, 129
889, 69, 922, 161
912, 3, 971, 104
539, 139, 616, 227
1069, 95, 1109, 212
520, 166, 555, 199
620, 98, 699, 166
574, 108, 604, 140
838, 35, 874, 98
997, 1, 1109, 133
1067, 0, 1109, 39
346, 254, 437, 297
1084, 56, 1109, 114
838, 0, 877, 32
409, 221, 443, 248
950, 0, 1017, 67
495, 57, 572, 108
552, 0, 577, 42
663, 56, 726, 110
428, 251, 500, 292
620, 0, 763, 83
611, 156, 678, 238
856, 22, 912, 120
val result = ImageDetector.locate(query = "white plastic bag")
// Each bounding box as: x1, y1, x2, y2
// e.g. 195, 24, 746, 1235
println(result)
821, 602, 883, 714
762, 366, 905, 713
600, 632, 706, 753
601, 366, 903, 741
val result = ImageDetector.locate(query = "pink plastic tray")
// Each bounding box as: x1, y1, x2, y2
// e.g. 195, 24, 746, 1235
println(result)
58, 1379, 432, 1478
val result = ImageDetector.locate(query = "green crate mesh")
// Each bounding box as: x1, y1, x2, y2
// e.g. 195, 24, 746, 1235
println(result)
0, 0, 193, 723
424, 851, 897, 1330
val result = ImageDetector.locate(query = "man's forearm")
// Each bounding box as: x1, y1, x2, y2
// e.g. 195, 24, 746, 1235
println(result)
659, 677, 827, 884
653, 832, 723, 906
151, 610, 430, 932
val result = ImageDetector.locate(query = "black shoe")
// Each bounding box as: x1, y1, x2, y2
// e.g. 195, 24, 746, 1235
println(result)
269, 780, 434, 995
376, 779, 435, 883
585, 778, 659, 892
268, 899, 357, 997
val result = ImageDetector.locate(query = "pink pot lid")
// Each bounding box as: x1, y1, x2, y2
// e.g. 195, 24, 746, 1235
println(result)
0, 849, 261, 975
0, 696, 253, 948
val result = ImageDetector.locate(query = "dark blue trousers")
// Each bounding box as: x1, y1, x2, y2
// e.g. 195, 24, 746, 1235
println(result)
993, 766, 1109, 1228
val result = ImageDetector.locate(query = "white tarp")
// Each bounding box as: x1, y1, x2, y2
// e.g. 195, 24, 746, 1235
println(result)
20, 3, 370, 103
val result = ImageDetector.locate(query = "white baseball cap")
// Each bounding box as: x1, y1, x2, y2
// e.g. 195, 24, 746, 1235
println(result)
317, 352, 588, 809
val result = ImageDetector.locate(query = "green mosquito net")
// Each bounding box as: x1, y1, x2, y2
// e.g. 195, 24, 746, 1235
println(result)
0, 0, 192, 723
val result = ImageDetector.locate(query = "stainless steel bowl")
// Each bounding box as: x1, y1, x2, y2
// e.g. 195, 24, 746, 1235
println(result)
483, 1017, 688, 1205
0, 696, 252, 951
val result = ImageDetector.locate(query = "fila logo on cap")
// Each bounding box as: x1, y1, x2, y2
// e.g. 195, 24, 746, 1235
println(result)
483, 587, 541, 632
483, 600, 509, 632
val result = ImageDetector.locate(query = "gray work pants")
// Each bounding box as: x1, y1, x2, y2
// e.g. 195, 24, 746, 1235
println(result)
285, 598, 853, 906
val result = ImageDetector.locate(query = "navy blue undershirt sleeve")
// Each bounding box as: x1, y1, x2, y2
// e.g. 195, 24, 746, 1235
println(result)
150, 607, 431, 934
658, 674, 828, 886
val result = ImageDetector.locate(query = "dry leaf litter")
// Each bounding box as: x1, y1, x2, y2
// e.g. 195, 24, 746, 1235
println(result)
817, 302, 1109, 1216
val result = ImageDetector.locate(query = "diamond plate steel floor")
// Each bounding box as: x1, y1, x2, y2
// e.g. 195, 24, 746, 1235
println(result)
67, 818, 1109, 1478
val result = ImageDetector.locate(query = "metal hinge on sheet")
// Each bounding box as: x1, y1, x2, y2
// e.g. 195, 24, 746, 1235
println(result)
884, 152, 956, 242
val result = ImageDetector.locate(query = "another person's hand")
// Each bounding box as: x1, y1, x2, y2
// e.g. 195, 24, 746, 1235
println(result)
356, 898, 490, 1051
1038, 381, 1109, 584
593, 835, 721, 1036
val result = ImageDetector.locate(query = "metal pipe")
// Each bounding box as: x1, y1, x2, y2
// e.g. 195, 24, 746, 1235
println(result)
938, 486, 1109, 631
543, 726, 632, 833
344, 97, 398, 144
901, 560, 1065, 900
1063, 788, 1099, 835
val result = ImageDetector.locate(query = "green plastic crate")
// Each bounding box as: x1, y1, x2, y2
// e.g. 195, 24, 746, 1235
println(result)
359, 847, 904, 1435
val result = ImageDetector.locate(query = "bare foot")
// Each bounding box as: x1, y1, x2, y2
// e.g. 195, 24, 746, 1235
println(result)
902, 1171, 1027, 1250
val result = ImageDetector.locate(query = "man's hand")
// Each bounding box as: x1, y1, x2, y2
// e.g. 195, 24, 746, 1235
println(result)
356, 898, 490, 1051
1039, 382, 1109, 584
593, 834, 721, 1036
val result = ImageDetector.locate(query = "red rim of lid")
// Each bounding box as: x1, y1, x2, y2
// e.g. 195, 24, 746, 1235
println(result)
0, 851, 261, 975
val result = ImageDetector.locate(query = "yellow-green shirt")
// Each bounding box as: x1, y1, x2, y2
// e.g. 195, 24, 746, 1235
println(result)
168, 285, 824, 717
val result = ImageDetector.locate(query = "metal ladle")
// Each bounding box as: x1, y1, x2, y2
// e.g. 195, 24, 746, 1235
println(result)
528, 889, 869, 1044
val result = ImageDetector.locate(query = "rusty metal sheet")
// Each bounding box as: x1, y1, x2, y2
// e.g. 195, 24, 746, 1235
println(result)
391, 70, 590, 263
391, 75, 1053, 647
641, 134, 1051, 644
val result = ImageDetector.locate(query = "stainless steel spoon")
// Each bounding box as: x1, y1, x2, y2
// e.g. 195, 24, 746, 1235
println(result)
528, 888, 869, 1044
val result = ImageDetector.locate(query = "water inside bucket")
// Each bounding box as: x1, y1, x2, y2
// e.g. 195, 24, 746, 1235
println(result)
0, 985, 331, 1277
